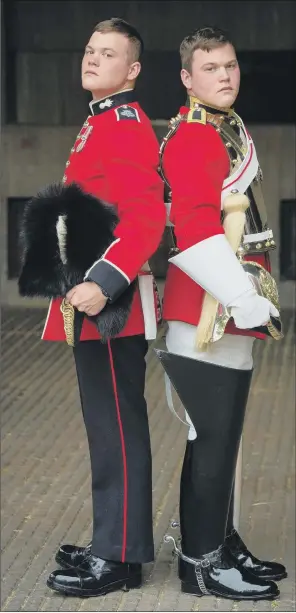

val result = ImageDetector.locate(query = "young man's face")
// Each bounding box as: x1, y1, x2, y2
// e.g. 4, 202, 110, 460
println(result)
181, 43, 240, 109
81, 31, 140, 99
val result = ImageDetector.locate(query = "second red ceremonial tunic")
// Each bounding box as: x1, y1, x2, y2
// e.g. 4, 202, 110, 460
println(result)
42, 91, 166, 342
162, 105, 270, 339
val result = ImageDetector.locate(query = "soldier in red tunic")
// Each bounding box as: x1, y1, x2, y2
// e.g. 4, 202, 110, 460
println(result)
19, 19, 166, 597
157, 26, 286, 600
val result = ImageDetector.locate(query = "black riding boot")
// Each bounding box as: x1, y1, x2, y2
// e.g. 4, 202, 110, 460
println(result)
225, 488, 287, 581
156, 350, 279, 601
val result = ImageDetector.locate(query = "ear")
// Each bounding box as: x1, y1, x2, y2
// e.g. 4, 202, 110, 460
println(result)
128, 61, 141, 81
181, 68, 192, 90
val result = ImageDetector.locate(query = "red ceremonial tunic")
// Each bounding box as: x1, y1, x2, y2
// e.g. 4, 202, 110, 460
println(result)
162, 106, 270, 340
42, 92, 166, 342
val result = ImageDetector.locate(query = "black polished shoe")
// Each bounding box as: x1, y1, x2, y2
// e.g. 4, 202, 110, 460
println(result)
55, 543, 91, 569
47, 554, 142, 597
165, 536, 279, 601
226, 529, 287, 581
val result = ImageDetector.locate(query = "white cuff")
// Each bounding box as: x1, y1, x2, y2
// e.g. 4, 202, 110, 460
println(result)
169, 234, 253, 307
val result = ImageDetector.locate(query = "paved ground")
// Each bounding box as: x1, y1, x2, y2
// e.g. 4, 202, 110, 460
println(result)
1, 307, 295, 612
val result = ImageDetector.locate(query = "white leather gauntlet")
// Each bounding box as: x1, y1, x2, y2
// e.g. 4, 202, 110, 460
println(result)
229, 289, 279, 329
169, 234, 279, 330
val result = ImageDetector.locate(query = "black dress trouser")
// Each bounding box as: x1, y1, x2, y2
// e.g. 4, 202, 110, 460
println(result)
73, 335, 154, 563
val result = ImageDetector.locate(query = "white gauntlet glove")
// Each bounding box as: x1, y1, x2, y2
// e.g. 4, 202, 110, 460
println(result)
228, 289, 279, 330
169, 234, 279, 330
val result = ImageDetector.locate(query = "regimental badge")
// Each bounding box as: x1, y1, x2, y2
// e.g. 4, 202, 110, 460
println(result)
99, 98, 113, 109
115, 105, 140, 122
187, 108, 207, 124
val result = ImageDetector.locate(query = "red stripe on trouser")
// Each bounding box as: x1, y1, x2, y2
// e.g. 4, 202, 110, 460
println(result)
107, 339, 128, 562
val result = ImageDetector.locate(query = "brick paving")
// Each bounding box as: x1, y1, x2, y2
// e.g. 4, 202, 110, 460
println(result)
1, 307, 295, 612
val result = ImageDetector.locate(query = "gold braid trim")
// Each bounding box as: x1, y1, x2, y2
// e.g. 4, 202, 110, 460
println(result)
60, 299, 75, 347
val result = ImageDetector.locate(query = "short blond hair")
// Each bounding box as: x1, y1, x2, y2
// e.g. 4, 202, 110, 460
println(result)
93, 18, 144, 63
180, 26, 233, 72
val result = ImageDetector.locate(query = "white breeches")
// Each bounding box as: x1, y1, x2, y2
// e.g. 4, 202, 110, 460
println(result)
166, 321, 255, 440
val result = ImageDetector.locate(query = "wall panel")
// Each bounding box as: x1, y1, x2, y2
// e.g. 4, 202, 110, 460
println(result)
9, 1, 296, 52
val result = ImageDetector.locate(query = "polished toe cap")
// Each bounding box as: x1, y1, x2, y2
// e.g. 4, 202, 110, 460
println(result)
48, 569, 81, 589
258, 560, 287, 580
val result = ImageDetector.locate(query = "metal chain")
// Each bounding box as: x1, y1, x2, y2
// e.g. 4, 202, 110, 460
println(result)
164, 533, 210, 595
194, 566, 209, 595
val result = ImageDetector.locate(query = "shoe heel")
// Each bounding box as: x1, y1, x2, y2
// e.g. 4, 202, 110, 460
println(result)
181, 581, 202, 596
124, 573, 142, 590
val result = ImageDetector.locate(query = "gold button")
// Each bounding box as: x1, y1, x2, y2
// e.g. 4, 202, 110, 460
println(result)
226, 142, 232, 148
230, 119, 236, 126
256, 243, 262, 250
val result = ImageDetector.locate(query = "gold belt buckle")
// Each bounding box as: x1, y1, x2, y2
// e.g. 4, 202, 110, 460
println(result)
60, 298, 75, 347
